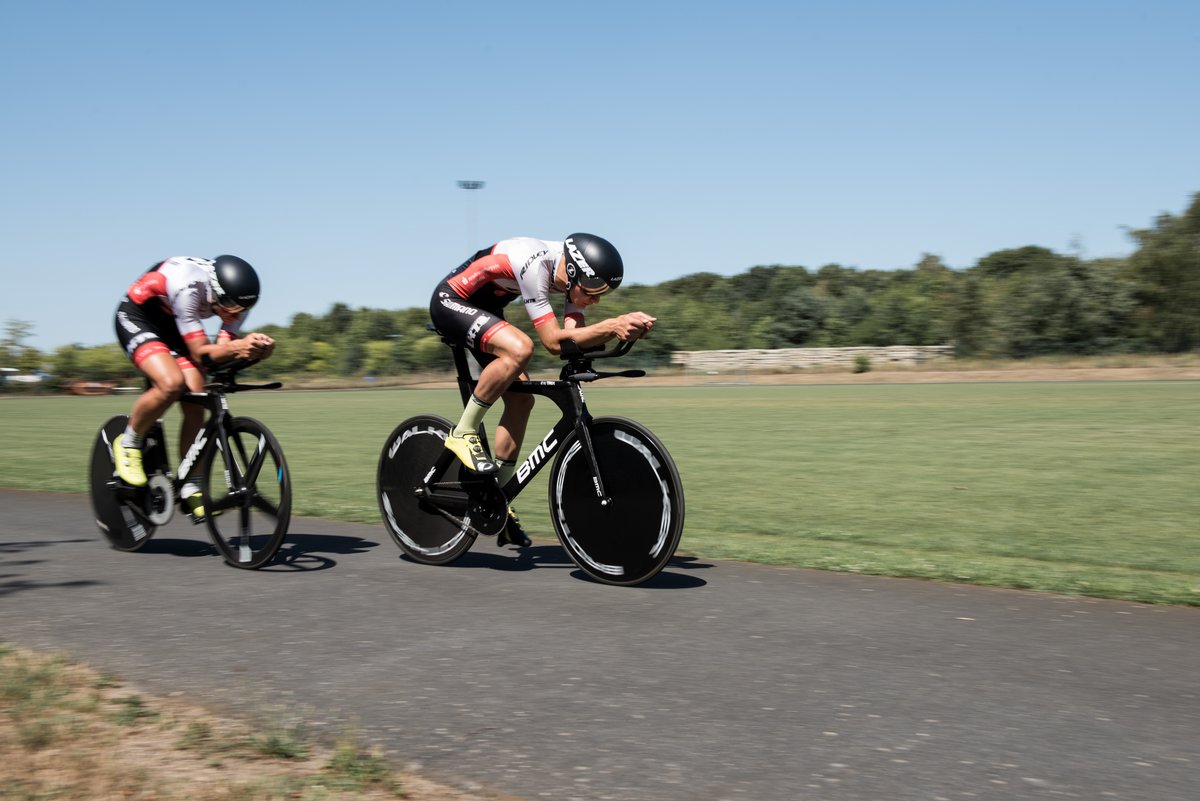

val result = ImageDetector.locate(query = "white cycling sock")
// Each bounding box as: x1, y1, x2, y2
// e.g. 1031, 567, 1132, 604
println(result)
452, 394, 492, 438
120, 426, 144, 449
495, 458, 517, 487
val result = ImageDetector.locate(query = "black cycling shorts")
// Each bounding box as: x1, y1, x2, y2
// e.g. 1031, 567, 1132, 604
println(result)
428, 283, 513, 363
114, 298, 196, 369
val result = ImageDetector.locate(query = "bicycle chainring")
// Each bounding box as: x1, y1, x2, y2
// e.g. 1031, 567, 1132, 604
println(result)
145, 473, 175, 526
463, 480, 507, 538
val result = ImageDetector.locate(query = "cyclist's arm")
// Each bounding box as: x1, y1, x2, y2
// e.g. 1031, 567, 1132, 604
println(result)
177, 297, 273, 365
533, 313, 653, 355
183, 330, 274, 365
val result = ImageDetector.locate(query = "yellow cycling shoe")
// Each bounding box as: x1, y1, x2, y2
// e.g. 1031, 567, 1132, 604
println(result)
444, 431, 498, 474
183, 492, 207, 523
112, 440, 148, 487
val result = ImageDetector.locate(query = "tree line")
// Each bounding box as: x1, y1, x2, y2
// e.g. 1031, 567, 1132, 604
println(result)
6, 192, 1199, 386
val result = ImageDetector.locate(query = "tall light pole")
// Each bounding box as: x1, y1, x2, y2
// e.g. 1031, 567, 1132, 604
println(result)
456, 180, 486, 250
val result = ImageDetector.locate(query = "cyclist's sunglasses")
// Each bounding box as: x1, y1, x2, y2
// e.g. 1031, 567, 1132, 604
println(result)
213, 294, 246, 314
580, 283, 611, 297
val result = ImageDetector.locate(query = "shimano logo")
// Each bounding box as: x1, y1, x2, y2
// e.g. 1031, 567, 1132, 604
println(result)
440, 298, 479, 315
517, 431, 559, 484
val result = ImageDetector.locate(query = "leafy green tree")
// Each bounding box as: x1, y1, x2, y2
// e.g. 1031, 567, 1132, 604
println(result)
326, 303, 354, 336
76, 344, 138, 382
1123, 193, 1200, 351
362, 340, 398, 376
768, 287, 828, 346
288, 312, 328, 342
307, 341, 336, 374
51, 344, 84, 379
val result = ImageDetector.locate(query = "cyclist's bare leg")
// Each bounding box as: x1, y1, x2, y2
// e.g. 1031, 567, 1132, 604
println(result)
448, 325, 532, 474
177, 366, 207, 462
494, 389, 534, 463
128, 352, 186, 436
473, 326, 533, 405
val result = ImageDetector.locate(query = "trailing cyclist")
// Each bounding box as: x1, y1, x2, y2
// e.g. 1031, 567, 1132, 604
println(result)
112, 256, 276, 520
429, 233, 656, 547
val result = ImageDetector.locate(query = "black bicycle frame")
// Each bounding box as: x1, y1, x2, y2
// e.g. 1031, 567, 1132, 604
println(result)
174, 363, 281, 494
438, 340, 611, 504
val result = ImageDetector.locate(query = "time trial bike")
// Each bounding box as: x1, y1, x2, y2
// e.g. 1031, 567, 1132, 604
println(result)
377, 330, 685, 586
88, 358, 292, 569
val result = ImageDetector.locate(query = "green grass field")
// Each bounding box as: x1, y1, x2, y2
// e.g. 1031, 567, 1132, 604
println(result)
1, 380, 1197, 604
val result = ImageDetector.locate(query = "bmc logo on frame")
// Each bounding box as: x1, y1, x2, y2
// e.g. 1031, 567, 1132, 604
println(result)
516, 431, 559, 483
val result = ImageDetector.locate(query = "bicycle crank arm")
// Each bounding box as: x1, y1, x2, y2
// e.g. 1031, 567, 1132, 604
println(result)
424, 499, 492, 539
413, 486, 470, 512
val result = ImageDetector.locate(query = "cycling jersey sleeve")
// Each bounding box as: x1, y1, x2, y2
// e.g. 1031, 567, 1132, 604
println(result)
173, 282, 212, 343
217, 313, 246, 342
508, 239, 559, 328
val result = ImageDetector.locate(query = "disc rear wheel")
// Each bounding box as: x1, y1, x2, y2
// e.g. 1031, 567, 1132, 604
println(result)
377, 415, 505, 565
89, 415, 169, 551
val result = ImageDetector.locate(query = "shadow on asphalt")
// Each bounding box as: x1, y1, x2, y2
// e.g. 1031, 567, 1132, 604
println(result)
0, 578, 103, 598
268, 531, 383, 572
400, 544, 711, 588
97, 531, 384, 573
0, 539, 109, 597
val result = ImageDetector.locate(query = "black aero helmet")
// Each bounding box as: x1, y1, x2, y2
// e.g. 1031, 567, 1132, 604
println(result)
209, 255, 260, 310
563, 233, 623, 295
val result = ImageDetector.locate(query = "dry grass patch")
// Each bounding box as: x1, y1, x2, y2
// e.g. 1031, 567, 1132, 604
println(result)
0, 644, 489, 801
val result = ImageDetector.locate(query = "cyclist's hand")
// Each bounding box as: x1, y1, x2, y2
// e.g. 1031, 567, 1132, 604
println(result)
240, 333, 275, 359
613, 312, 656, 341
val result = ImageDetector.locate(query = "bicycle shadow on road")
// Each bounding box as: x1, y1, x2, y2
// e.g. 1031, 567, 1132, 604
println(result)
404, 543, 711, 588
267, 531, 383, 572
0, 540, 105, 597
132, 530, 383, 573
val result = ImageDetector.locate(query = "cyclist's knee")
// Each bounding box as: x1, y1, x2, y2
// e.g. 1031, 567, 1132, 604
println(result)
153, 374, 186, 401
508, 335, 534, 369
491, 331, 533, 371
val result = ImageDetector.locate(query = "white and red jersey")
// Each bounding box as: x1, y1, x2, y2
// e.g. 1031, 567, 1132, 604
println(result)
126, 257, 246, 345
446, 238, 585, 328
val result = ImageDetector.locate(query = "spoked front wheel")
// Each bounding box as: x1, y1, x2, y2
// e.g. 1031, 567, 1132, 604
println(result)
377, 414, 506, 565
89, 415, 171, 551
200, 416, 291, 569
548, 416, 685, 586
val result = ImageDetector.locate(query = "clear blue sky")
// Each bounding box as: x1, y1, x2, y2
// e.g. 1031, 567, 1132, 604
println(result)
2, 0, 1198, 350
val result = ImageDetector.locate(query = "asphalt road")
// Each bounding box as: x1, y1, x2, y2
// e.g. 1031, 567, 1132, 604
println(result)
1, 488, 1197, 801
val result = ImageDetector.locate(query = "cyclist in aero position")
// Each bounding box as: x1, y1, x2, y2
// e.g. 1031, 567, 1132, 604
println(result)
429, 233, 656, 547
112, 255, 275, 520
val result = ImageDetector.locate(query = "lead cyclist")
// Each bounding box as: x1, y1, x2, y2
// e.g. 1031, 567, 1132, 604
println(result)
428, 233, 656, 547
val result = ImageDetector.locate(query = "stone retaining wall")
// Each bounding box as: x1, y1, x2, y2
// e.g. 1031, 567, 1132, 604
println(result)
670, 345, 955, 372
